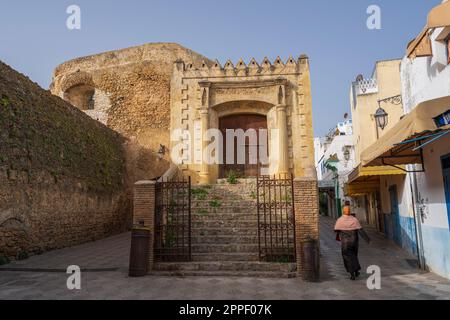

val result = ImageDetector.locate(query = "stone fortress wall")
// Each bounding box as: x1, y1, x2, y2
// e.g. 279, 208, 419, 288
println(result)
0, 61, 130, 261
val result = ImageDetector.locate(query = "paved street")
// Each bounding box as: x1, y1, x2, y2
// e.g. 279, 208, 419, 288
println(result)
1, 216, 449, 300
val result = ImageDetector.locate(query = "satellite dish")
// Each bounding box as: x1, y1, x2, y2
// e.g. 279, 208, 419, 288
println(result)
356, 74, 364, 82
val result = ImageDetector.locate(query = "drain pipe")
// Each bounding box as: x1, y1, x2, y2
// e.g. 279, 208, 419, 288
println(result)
409, 169, 425, 269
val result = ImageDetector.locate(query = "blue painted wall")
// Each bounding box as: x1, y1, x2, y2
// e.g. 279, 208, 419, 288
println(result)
384, 215, 418, 257
421, 225, 450, 279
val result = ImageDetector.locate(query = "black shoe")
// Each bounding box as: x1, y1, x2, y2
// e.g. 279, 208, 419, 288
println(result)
350, 273, 356, 280
355, 271, 360, 278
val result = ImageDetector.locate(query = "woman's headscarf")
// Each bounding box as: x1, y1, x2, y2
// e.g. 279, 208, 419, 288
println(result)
334, 215, 362, 231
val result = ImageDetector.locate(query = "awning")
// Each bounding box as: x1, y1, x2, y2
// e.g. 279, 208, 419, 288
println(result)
345, 181, 380, 197
345, 165, 405, 196
361, 96, 450, 167
348, 165, 406, 184
407, 1, 450, 58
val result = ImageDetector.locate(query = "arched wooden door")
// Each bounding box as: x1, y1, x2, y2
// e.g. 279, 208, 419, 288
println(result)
219, 114, 268, 178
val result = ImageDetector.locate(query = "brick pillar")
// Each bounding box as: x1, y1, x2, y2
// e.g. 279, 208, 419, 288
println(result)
293, 177, 320, 281
133, 180, 156, 272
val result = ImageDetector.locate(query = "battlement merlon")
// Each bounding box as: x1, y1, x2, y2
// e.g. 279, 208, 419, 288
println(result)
173, 55, 310, 78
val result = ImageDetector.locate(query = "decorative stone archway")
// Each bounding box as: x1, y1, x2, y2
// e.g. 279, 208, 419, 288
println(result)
170, 56, 315, 184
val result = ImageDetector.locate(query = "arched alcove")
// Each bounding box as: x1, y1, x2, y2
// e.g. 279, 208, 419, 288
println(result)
63, 85, 111, 124
64, 84, 95, 111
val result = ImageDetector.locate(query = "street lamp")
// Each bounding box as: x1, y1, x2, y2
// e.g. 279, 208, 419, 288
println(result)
374, 107, 389, 130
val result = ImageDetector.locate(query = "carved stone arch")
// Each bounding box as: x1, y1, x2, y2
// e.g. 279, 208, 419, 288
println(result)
211, 100, 274, 118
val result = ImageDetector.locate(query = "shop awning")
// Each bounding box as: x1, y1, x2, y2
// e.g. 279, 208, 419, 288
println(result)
345, 180, 380, 197
345, 165, 405, 196
348, 165, 406, 184
407, 1, 450, 58
361, 96, 450, 167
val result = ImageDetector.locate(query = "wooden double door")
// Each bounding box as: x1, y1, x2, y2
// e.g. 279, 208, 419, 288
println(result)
219, 114, 268, 178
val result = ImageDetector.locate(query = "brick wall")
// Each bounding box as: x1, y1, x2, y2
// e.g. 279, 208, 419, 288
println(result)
133, 181, 156, 270
293, 177, 320, 281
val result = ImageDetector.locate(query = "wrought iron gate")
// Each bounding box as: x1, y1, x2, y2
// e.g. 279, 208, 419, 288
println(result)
256, 174, 296, 262
154, 176, 191, 262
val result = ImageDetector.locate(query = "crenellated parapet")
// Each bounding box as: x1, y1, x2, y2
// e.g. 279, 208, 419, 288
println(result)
175, 55, 308, 78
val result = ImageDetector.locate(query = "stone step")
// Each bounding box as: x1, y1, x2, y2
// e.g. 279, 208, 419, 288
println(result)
154, 261, 296, 273
192, 212, 258, 220
192, 227, 258, 236
191, 220, 258, 228
216, 178, 257, 185
192, 205, 257, 211
192, 253, 259, 262
191, 200, 256, 207
148, 270, 296, 278
191, 235, 259, 245
192, 243, 259, 253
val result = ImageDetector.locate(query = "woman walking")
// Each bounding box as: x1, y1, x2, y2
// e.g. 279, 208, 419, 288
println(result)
335, 205, 370, 280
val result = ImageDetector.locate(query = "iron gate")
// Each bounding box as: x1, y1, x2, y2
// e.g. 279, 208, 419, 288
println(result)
154, 176, 191, 262
256, 174, 296, 262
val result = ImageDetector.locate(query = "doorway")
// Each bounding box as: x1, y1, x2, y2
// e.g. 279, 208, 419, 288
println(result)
389, 185, 402, 246
219, 114, 267, 178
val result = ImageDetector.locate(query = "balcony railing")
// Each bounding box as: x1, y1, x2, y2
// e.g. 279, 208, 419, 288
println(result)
354, 78, 378, 95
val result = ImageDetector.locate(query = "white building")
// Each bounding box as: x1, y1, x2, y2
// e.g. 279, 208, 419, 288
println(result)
315, 120, 356, 218
360, 0, 450, 279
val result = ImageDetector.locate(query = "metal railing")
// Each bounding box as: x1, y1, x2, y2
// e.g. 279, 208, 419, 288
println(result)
256, 174, 296, 263
154, 176, 191, 262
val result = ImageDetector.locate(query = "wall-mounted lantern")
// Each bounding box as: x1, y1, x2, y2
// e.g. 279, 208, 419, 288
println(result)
374, 107, 389, 130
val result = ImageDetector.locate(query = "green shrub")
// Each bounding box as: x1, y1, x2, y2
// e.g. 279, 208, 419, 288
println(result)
227, 170, 238, 185
191, 188, 209, 200
209, 199, 221, 208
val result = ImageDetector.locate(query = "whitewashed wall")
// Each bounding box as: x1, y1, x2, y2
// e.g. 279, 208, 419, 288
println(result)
401, 27, 450, 113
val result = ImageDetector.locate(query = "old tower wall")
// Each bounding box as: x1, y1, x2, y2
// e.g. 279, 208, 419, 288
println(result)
51, 43, 212, 182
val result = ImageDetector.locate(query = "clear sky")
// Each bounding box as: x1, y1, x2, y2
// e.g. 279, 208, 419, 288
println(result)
0, 0, 441, 136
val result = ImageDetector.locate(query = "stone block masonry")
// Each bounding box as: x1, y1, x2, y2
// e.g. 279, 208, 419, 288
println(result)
0, 60, 131, 262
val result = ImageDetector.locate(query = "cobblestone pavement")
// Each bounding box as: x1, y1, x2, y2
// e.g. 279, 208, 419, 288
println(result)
1, 216, 449, 300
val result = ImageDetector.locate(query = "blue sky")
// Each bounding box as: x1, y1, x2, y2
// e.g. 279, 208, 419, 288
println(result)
0, 0, 441, 136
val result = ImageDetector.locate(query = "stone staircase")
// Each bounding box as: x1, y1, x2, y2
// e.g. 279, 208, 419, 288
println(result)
152, 179, 297, 278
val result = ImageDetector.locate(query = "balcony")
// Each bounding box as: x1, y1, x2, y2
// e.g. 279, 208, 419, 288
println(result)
354, 78, 378, 95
